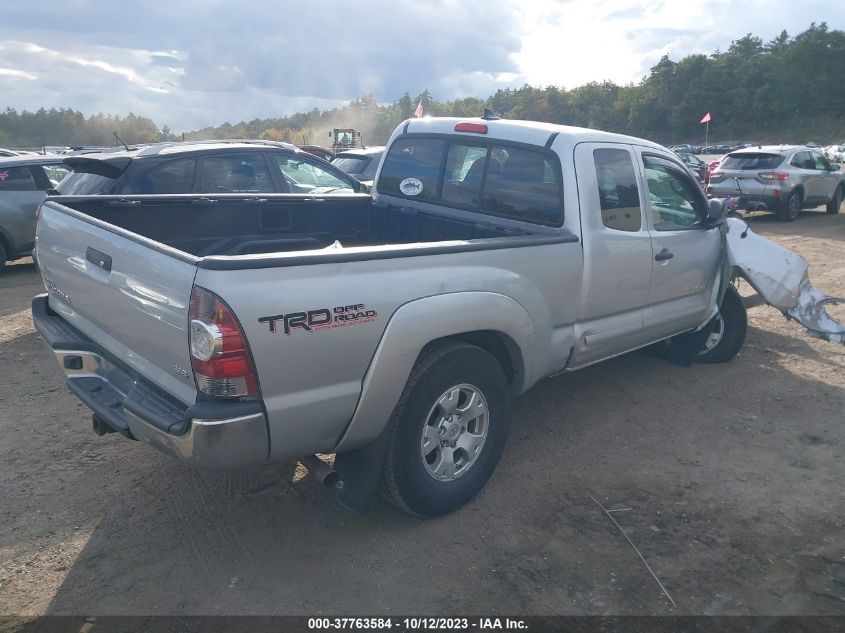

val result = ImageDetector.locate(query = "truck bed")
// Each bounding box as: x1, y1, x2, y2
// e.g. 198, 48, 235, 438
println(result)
49, 194, 534, 257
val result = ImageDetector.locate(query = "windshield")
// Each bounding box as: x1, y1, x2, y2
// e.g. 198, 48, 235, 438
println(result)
332, 156, 371, 177
720, 153, 784, 170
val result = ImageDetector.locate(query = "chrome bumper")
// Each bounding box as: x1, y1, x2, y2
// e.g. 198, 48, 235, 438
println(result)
125, 409, 269, 470
33, 294, 269, 471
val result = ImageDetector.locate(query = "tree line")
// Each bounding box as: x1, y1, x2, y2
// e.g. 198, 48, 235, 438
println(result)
2, 23, 843, 149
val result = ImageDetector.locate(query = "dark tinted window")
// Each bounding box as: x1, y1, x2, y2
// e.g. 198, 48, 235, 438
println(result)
721, 153, 784, 170
377, 138, 444, 202
594, 148, 641, 232
790, 151, 815, 170
441, 144, 487, 208
198, 154, 273, 193
361, 153, 382, 180
332, 155, 371, 177
481, 146, 562, 224
147, 158, 196, 193
0, 166, 37, 191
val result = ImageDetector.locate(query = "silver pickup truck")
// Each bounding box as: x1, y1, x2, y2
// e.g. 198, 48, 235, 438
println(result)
31, 115, 841, 516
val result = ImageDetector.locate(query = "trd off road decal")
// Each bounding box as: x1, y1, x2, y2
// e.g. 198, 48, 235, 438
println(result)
259, 303, 377, 335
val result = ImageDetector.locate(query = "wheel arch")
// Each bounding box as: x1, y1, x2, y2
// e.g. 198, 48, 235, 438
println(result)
332, 292, 536, 453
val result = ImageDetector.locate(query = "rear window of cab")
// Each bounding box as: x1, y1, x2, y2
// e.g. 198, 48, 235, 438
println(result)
377, 136, 564, 226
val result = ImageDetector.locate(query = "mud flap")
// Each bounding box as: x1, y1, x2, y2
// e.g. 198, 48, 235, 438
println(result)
332, 429, 390, 515
725, 217, 845, 344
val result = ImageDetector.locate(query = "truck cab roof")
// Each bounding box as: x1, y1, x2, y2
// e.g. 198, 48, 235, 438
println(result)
402, 117, 668, 153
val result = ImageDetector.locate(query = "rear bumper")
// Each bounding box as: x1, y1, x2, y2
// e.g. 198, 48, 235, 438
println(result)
706, 183, 784, 210
32, 293, 269, 470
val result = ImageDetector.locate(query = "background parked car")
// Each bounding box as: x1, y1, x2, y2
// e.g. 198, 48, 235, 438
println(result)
298, 145, 335, 162
824, 144, 845, 163
0, 155, 72, 272
331, 146, 385, 187
56, 140, 365, 196
676, 152, 707, 182
706, 145, 844, 221
706, 159, 722, 183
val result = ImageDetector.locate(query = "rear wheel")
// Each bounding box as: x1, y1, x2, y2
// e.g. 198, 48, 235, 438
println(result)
697, 286, 747, 364
826, 185, 842, 214
380, 341, 511, 517
779, 189, 802, 222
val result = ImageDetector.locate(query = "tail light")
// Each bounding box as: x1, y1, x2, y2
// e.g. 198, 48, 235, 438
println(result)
188, 286, 259, 399
758, 172, 788, 181
454, 122, 488, 134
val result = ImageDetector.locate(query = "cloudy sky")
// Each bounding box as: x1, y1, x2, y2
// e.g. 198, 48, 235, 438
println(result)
0, 0, 842, 132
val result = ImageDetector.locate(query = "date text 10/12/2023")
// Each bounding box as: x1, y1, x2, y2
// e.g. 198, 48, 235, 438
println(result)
307, 617, 528, 630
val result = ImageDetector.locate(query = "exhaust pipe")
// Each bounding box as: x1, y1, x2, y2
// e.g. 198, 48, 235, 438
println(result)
298, 455, 342, 489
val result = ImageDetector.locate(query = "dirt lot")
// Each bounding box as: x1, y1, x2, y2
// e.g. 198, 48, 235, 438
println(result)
1, 210, 844, 617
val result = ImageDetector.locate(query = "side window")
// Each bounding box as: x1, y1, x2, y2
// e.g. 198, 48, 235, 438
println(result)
643, 155, 704, 231
812, 152, 830, 171
791, 151, 814, 170
481, 145, 562, 225
39, 164, 71, 187
0, 166, 37, 191
593, 148, 641, 232
197, 154, 273, 193
147, 159, 195, 193
377, 138, 445, 202
441, 144, 488, 208
273, 155, 353, 193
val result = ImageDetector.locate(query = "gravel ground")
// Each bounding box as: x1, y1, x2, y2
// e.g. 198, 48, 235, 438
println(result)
1, 209, 844, 617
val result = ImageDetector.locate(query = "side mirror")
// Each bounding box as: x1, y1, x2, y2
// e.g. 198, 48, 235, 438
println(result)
829, 164, 840, 172
706, 198, 728, 224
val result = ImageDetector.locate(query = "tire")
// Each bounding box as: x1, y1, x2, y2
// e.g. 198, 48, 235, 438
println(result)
697, 286, 747, 364
0, 240, 6, 274
826, 185, 842, 214
779, 189, 802, 222
380, 341, 511, 517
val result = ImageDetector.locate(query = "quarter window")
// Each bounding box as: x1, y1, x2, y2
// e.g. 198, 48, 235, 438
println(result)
643, 156, 704, 231
791, 151, 815, 170
0, 166, 37, 191
593, 148, 641, 232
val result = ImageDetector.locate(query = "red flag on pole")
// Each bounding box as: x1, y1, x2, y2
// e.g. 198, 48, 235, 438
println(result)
414, 100, 424, 118
700, 112, 712, 124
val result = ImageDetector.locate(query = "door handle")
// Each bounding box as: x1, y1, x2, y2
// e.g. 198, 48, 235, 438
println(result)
85, 246, 112, 272
655, 249, 674, 262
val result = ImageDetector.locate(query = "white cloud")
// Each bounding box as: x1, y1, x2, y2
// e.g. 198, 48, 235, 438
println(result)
0, 0, 842, 131
0, 67, 37, 80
